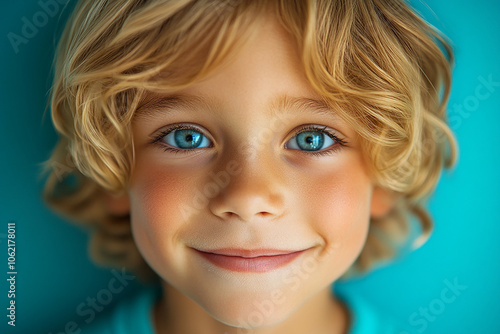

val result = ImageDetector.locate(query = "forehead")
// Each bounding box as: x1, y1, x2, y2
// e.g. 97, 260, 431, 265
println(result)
137, 15, 318, 111
131, 12, 359, 141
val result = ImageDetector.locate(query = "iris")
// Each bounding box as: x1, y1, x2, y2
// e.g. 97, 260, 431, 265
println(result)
295, 131, 324, 151
173, 129, 204, 149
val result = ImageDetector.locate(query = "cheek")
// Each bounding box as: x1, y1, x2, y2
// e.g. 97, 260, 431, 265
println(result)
128, 159, 199, 269
131, 165, 191, 230
316, 170, 371, 232
297, 154, 372, 265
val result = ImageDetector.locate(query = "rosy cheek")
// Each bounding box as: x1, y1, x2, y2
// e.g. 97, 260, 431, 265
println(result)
302, 156, 372, 251
128, 160, 199, 271
129, 156, 197, 239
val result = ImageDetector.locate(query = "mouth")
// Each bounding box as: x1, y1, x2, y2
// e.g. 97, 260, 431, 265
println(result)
192, 248, 309, 272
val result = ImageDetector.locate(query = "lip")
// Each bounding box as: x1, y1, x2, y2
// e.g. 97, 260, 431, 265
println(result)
193, 248, 309, 272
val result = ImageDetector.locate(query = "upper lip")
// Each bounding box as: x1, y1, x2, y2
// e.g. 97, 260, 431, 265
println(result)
194, 248, 308, 258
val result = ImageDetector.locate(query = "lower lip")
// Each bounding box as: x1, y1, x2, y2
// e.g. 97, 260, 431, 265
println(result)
194, 249, 307, 272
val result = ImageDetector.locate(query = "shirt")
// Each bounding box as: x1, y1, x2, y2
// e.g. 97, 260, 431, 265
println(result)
80, 285, 404, 334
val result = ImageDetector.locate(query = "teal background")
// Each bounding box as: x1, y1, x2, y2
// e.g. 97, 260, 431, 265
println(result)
1, 0, 499, 333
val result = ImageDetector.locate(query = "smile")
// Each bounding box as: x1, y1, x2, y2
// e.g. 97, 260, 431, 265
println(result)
193, 248, 309, 272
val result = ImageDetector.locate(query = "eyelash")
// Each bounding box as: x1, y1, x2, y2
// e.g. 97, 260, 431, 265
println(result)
151, 124, 348, 156
289, 125, 348, 157
151, 124, 210, 155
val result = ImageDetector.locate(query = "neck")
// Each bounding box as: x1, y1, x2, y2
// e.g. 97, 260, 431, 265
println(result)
153, 282, 350, 334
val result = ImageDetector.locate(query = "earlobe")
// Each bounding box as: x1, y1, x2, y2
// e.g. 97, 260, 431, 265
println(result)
370, 186, 396, 218
105, 192, 131, 216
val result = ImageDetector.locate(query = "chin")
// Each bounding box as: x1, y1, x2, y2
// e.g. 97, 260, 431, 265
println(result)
194, 290, 298, 330
209, 305, 292, 330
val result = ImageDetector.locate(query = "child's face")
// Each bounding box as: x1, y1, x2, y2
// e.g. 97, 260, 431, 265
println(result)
125, 15, 391, 328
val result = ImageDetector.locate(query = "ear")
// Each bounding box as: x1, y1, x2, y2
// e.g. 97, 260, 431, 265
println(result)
105, 192, 130, 216
370, 186, 396, 218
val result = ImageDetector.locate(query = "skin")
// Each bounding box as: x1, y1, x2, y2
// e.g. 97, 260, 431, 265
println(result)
111, 14, 393, 334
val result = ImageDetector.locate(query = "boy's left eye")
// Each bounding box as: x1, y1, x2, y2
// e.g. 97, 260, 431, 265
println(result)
284, 125, 345, 154
285, 130, 334, 152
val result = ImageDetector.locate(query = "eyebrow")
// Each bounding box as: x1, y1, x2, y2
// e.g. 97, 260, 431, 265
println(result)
134, 93, 339, 120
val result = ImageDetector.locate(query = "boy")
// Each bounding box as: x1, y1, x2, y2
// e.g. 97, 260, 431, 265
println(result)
44, 0, 457, 333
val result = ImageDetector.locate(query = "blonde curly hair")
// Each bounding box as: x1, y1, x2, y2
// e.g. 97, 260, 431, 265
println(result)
43, 0, 457, 281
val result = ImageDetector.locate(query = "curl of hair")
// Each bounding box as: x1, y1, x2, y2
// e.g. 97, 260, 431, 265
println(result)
43, 0, 457, 281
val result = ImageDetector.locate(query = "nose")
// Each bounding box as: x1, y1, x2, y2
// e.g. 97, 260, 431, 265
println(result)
208, 151, 286, 223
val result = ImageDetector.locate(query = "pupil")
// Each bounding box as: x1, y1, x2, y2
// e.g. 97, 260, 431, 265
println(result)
306, 136, 313, 144
186, 134, 193, 142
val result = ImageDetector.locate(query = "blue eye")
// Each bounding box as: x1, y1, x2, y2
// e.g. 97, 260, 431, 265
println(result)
157, 125, 212, 151
285, 126, 338, 152
153, 124, 345, 155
